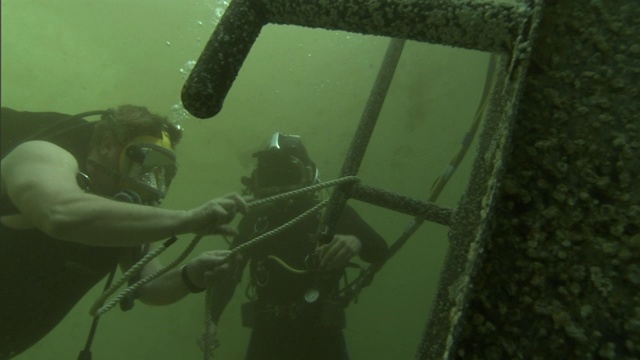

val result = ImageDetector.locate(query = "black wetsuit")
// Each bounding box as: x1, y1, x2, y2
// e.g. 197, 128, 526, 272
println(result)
211, 196, 389, 360
0, 108, 130, 359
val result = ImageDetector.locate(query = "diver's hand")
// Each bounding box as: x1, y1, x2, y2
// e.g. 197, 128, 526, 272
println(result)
184, 250, 231, 289
185, 193, 247, 236
316, 234, 362, 270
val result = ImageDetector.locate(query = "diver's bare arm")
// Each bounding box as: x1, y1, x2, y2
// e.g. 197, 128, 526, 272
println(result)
129, 257, 191, 305
1, 141, 198, 247
122, 250, 232, 305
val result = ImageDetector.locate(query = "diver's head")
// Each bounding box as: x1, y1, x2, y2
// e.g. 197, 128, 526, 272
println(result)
244, 132, 319, 198
87, 105, 182, 205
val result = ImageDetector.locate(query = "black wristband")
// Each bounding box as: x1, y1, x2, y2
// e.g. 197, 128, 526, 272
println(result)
181, 265, 206, 293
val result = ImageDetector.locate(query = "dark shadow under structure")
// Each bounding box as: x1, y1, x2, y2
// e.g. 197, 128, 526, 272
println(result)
181, 0, 640, 358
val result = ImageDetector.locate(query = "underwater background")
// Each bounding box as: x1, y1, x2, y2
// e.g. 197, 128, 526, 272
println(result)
1, 0, 490, 359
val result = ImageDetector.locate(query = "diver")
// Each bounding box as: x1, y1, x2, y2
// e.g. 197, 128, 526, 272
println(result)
207, 132, 389, 360
0, 105, 247, 359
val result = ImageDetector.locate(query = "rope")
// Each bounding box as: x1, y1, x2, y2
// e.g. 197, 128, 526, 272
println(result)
429, 54, 497, 202
91, 235, 196, 317
230, 200, 327, 256
203, 286, 216, 360
247, 176, 359, 209
90, 176, 360, 321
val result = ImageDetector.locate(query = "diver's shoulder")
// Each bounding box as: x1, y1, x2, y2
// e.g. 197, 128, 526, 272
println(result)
5, 140, 76, 165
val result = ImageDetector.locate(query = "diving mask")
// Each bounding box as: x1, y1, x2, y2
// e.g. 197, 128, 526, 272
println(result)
118, 132, 177, 204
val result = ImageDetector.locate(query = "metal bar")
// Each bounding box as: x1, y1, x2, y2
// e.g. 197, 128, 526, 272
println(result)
316, 38, 406, 244
416, 0, 544, 353
429, 1, 640, 358
266, 0, 523, 52
181, 0, 266, 119
181, 0, 527, 119
350, 183, 453, 226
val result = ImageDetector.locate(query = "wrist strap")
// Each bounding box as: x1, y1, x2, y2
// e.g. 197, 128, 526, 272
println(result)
181, 265, 206, 293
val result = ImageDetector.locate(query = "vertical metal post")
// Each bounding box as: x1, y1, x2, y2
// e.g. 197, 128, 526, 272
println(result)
317, 39, 405, 243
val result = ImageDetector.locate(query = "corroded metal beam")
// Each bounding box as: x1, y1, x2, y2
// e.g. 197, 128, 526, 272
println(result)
181, 0, 529, 119
351, 183, 453, 226
435, 1, 640, 359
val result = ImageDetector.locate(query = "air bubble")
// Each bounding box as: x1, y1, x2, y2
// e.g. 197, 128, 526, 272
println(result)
169, 103, 191, 124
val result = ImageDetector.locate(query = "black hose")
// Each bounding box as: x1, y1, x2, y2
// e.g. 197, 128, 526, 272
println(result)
25, 109, 112, 143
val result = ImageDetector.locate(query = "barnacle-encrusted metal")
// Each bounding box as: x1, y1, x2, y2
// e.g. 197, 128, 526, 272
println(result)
182, 0, 640, 358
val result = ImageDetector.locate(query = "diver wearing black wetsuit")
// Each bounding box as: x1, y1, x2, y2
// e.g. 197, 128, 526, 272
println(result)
0, 108, 133, 359
210, 133, 389, 360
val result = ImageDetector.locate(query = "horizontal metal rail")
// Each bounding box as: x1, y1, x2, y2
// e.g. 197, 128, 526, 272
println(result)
181, 0, 528, 119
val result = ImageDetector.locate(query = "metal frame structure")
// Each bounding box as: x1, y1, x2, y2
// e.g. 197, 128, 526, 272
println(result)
182, 0, 640, 358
